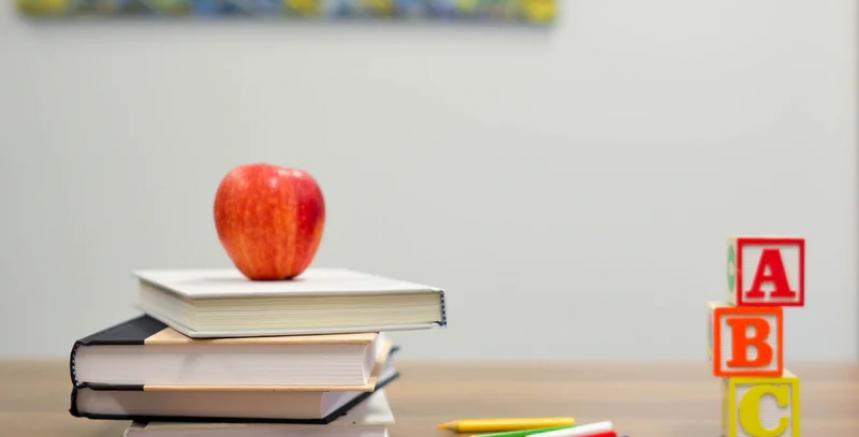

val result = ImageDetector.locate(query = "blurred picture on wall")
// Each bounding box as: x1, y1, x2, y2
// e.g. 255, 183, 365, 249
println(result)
17, 0, 556, 23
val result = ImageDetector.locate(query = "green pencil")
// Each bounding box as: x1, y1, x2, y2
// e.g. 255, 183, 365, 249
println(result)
468, 425, 574, 437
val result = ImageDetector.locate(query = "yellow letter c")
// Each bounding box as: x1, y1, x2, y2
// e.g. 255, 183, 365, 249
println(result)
739, 384, 790, 436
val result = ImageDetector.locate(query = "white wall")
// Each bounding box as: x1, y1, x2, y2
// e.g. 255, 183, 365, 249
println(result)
0, 1, 855, 360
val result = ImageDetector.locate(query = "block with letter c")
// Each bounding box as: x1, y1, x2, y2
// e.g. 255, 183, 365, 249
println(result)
723, 371, 800, 437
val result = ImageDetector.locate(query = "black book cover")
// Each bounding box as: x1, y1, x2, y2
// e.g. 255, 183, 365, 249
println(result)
69, 370, 400, 425
69, 315, 167, 386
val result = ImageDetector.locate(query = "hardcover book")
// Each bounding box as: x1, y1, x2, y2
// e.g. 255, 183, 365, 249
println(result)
134, 268, 447, 337
71, 366, 399, 424
71, 316, 391, 389
123, 389, 394, 437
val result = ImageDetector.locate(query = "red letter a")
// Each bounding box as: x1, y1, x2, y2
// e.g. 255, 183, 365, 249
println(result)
746, 248, 796, 299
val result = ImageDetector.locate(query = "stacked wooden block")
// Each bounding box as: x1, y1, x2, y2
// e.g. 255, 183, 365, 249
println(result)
709, 236, 804, 437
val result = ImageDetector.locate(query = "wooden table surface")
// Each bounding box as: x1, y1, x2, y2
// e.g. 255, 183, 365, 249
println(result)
2, 361, 857, 436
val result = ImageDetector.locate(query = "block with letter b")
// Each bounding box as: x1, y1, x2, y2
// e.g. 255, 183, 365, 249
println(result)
709, 302, 783, 377
723, 371, 800, 437
727, 236, 805, 307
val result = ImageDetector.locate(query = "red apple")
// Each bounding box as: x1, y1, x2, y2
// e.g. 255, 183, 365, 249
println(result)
214, 163, 325, 280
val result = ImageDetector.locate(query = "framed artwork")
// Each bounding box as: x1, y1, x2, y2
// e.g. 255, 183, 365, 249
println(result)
18, 0, 556, 23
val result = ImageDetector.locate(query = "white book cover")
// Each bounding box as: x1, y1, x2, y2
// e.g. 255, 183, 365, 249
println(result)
134, 268, 447, 338
134, 268, 442, 299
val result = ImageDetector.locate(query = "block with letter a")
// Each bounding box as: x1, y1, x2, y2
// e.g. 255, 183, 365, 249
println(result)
709, 302, 783, 377
727, 236, 805, 307
723, 371, 800, 437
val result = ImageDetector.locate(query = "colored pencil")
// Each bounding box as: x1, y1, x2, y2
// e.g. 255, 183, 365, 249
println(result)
437, 417, 576, 433
532, 421, 614, 437
468, 425, 573, 437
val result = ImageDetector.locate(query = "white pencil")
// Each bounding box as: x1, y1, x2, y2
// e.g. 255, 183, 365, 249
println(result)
529, 421, 614, 437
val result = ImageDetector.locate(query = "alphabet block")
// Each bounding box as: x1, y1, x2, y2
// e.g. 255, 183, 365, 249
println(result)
709, 302, 783, 377
723, 371, 800, 437
727, 236, 805, 307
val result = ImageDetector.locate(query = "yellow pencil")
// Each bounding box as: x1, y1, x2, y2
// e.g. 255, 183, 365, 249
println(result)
437, 417, 575, 433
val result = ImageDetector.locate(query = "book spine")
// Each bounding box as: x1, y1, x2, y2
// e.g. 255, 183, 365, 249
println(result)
439, 290, 448, 327
68, 385, 80, 417
69, 341, 81, 386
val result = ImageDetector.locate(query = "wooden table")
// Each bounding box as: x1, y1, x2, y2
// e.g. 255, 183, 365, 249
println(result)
2, 361, 857, 436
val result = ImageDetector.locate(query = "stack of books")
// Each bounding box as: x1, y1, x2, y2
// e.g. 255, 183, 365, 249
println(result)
69, 268, 447, 436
